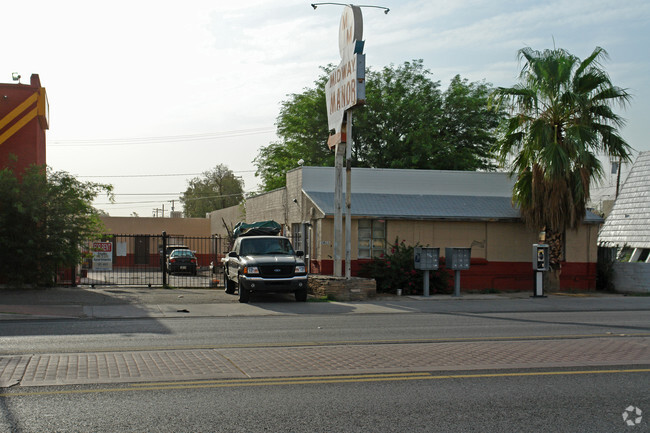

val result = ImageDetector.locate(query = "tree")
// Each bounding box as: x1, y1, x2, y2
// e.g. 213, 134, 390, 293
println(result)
438, 75, 501, 171
254, 71, 333, 191
352, 60, 445, 169
0, 165, 113, 286
254, 60, 504, 191
180, 164, 244, 217
489, 46, 632, 280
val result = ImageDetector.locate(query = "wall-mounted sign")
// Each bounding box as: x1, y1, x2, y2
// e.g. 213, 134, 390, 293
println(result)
326, 5, 366, 148
116, 241, 127, 257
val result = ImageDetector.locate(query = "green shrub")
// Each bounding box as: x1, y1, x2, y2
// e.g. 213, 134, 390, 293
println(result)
0, 164, 112, 286
359, 238, 449, 295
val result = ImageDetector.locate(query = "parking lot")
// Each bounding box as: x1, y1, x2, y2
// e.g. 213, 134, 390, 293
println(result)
81, 267, 223, 288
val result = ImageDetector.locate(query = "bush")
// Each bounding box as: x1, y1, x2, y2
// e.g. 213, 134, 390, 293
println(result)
0, 164, 112, 286
359, 238, 449, 295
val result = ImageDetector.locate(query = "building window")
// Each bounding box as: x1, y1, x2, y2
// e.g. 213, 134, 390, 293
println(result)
291, 223, 302, 252
358, 219, 386, 259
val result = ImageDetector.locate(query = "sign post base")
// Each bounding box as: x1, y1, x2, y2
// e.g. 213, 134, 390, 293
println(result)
531, 271, 547, 298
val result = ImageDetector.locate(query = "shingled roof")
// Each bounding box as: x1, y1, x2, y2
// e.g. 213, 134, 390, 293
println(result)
599, 151, 650, 247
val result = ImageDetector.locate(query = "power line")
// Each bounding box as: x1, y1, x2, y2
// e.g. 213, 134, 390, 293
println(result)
95, 199, 172, 206
111, 193, 182, 196
94, 192, 248, 206
49, 127, 275, 147
76, 169, 257, 179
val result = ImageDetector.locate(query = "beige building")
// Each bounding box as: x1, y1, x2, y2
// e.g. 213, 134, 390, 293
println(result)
99, 216, 213, 269
101, 216, 210, 238
210, 167, 601, 291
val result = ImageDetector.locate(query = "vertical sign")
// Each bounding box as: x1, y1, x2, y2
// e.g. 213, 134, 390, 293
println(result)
325, 5, 365, 148
92, 241, 113, 271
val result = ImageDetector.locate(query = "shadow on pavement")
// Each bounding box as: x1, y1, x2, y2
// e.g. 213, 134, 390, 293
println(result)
0, 287, 139, 306
0, 287, 174, 337
237, 292, 357, 314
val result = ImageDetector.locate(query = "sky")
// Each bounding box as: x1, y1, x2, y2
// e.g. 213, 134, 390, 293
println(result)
3, 0, 649, 216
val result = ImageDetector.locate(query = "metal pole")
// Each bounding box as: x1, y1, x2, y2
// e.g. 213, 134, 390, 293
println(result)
423, 269, 430, 297
345, 111, 352, 279
334, 142, 344, 277
615, 157, 622, 198
534, 271, 544, 297
453, 270, 461, 297
162, 231, 168, 287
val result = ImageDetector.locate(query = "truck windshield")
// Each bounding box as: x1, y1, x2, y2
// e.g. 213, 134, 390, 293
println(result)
240, 238, 295, 256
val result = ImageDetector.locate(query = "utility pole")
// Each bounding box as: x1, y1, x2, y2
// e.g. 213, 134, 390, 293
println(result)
153, 205, 166, 217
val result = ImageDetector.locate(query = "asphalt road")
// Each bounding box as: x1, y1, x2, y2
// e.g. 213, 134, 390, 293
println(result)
1, 367, 647, 432
1, 290, 649, 432
0, 309, 648, 354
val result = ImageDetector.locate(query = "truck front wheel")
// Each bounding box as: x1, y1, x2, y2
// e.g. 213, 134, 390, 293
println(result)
295, 287, 307, 302
238, 279, 250, 303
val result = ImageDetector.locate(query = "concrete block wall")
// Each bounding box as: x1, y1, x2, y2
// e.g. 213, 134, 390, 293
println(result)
613, 263, 650, 293
208, 205, 245, 237
245, 189, 286, 225
285, 168, 304, 223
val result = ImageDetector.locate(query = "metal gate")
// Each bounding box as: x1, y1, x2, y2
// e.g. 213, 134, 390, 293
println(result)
79, 234, 226, 288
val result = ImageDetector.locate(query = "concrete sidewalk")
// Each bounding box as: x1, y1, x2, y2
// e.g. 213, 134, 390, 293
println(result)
0, 286, 647, 320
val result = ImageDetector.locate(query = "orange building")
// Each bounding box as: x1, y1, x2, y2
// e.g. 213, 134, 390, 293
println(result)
0, 74, 49, 174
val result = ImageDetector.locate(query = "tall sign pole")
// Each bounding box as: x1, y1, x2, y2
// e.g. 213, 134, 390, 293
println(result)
345, 111, 352, 278
324, 4, 365, 278
334, 141, 344, 276
315, 2, 386, 278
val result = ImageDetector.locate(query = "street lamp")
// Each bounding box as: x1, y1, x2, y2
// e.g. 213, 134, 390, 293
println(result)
311, 3, 389, 13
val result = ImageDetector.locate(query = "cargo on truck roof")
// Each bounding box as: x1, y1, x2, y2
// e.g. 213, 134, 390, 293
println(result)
232, 220, 282, 238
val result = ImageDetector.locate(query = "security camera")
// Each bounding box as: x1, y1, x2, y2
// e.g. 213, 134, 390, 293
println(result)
11, 72, 21, 82
297, 159, 304, 166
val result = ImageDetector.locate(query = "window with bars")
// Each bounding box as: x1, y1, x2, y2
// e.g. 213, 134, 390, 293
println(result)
291, 223, 302, 252
358, 219, 386, 259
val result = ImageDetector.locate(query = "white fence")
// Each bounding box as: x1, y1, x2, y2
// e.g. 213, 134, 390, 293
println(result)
613, 263, 650, 293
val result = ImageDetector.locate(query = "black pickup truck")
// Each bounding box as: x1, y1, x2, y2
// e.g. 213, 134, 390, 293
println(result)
222, 235, 308, 303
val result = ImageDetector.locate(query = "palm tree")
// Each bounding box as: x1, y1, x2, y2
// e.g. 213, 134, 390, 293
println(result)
490, 46, 632, 283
